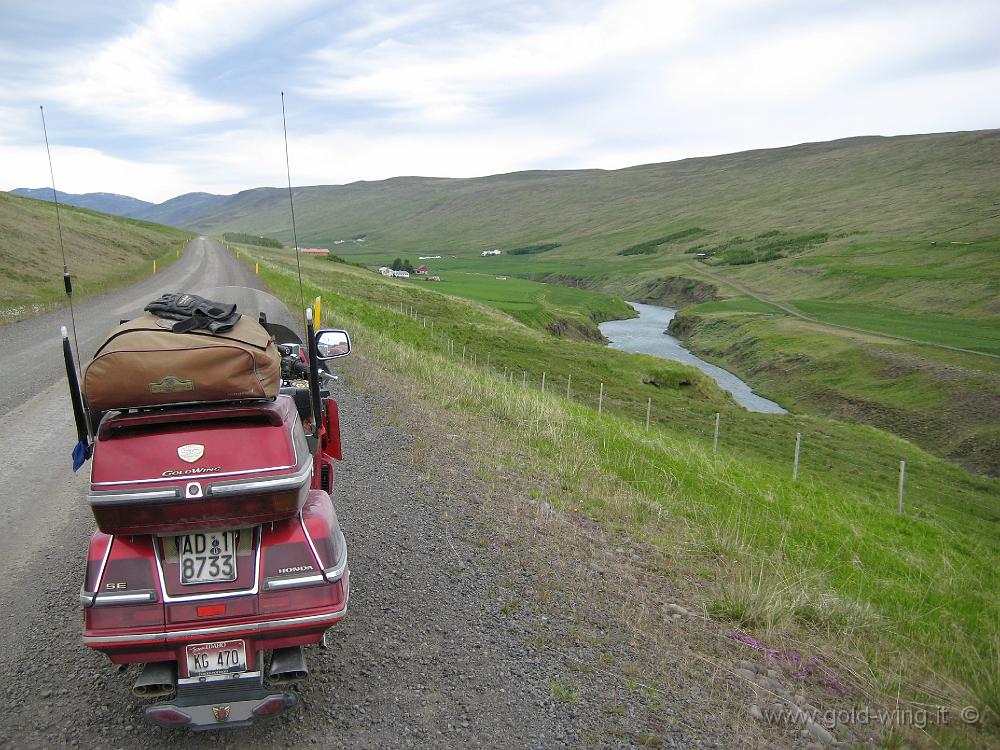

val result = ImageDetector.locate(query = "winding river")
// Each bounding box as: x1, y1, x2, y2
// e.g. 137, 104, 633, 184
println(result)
599, 302, 787, 414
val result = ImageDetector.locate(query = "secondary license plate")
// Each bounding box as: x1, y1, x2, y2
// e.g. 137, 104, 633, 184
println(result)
186, 639, 247, 677
178, 530, 237, 584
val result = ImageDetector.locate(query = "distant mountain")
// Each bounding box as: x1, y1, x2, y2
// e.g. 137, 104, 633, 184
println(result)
9, 188, 154, 218
135, 192, 233, 226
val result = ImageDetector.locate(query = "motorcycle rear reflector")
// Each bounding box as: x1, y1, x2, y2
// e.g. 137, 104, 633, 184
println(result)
145, 706, 192, 726
253, 694, 296, 717
196, 604, 226, 617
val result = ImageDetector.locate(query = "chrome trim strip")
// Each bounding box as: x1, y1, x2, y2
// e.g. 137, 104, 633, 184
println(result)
93, 589, 157, 606
91, 464, 297, 488
323, 541, 348, 584
82, 601, 350, 645
261, 573, 325, 591
80, 535, 115, 609
152, 529, 262, 603
207, 461, 311, 497
88, 488, 181, 506
177, 671, 262, 687
298, 513, 325, 571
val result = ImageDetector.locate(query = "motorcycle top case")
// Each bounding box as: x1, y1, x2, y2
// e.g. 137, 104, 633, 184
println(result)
83, 313, 280, 412
87, 397, 311, 535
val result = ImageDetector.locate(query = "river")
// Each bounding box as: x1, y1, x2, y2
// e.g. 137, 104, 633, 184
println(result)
599, 302, 787, 414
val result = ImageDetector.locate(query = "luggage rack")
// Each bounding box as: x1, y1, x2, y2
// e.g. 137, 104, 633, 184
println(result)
97, 400, 288, 439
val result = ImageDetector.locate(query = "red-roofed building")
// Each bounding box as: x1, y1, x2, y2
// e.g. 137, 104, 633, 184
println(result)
414, 265, 429, 274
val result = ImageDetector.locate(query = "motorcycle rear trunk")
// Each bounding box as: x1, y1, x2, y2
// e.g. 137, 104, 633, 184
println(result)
80, 393, 349, 730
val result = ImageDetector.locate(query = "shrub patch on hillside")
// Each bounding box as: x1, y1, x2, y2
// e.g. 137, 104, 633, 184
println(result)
704, 231, 828, 266
618, 228, 710, 256
507, 243, 561, 255
222, 232, 283, 248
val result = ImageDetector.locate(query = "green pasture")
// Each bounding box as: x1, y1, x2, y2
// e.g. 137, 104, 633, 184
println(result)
244, 244, 1000, 745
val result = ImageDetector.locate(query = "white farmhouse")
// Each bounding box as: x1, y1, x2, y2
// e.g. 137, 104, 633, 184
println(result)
392, 270, 410, 278
378, 266, 393, 276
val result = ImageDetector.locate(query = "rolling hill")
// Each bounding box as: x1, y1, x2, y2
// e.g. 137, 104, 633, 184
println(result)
8, 130, 998, 470
10, 187, 154, 217
0, 192, 190, 322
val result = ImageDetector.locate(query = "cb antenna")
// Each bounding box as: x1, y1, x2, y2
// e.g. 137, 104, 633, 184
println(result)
41, 106, 85, 388
280, 92, 307, 337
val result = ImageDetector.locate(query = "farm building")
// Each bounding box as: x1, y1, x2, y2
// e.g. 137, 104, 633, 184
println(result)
392, 270, 410, 278
480, 249, 502, 256
301, 248, 330, 255
415, 265, 429, 274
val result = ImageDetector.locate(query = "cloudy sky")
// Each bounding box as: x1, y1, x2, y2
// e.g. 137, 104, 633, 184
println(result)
2, 0, 998, 203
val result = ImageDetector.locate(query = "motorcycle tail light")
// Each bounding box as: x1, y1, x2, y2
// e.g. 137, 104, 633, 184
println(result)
253, 694, 293, 717
145, 706, 191, 726
86, 603, 163, 630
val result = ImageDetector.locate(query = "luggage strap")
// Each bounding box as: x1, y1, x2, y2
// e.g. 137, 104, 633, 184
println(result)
144, 293, 241, 333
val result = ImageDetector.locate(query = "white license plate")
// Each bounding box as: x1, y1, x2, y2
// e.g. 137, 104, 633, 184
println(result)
178, 531, 237, 584
186, 639, 247, 677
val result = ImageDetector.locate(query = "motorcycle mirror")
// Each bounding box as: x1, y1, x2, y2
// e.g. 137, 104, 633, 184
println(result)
315, 329, 351, 360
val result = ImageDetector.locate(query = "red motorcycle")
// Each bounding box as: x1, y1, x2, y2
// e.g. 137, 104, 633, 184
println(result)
63, 287, 350, 730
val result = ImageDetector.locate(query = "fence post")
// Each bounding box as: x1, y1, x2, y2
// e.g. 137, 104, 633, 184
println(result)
431, 320, 434, 337
522, 371, 527, 387
423, 317, 426, 328
713, 413, 720, 453
898, 460, 906, 513
793, 433, 802, 481
646, 398, 651, 430
486, 353, 490, 369
462, 345, 466, 363
541, 372, 546, 393
566, 373, 572, 398
598, 383, 604, 414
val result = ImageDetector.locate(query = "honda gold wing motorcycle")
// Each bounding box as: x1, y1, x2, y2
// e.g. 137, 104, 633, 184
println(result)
62, 286, 351, 730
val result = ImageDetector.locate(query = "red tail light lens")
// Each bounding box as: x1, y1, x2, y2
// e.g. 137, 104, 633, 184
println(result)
253, 694, 293, 717
145, 706, 191, 726
196, 604, 225, 617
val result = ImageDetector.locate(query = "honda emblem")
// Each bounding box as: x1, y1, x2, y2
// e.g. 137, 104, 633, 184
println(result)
177, 444, 205, 463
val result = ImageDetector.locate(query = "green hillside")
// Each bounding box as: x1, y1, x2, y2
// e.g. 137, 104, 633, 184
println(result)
0, 191, 191, 322
238, 243, 1000, 747
190, 130, 999, 473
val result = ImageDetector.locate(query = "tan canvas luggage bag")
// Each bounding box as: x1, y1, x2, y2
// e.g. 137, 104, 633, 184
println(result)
83, 313, 280, 411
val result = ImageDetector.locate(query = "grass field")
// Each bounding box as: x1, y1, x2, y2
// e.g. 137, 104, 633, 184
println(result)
409, 271, 633, 339
788, 300, 1000, 355
240, 243, 999, 747
0, 191, 191, 322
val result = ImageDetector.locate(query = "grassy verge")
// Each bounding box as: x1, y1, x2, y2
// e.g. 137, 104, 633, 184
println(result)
0, 192, 191, 322
671, 305, 1000, 476
241, 244, 998, 746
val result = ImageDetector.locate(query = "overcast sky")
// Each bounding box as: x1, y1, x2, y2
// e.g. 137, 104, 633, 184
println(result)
2, 0, 998, 203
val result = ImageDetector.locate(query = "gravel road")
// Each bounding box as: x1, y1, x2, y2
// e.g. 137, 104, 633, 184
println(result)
0, 239, 819, 748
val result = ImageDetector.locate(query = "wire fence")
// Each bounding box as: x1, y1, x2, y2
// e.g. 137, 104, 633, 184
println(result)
378, 300, 914, 510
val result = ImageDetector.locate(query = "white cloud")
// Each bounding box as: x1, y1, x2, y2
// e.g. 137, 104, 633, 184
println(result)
1, 0, 997, 201
48, 0, 320, 129
0, 142, 189, 203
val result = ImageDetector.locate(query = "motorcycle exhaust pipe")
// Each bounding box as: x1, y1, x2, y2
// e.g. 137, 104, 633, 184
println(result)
267, 645, 308, 683
133, 661, 177, 698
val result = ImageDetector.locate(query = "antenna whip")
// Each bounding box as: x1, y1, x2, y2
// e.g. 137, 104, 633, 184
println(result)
280, 92, 307, 334
41, 106, 86, 390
